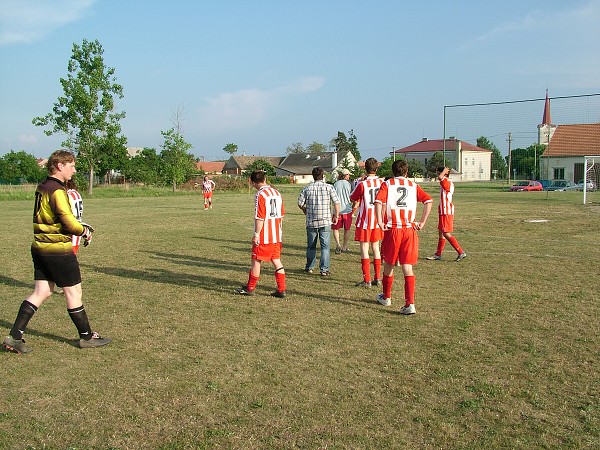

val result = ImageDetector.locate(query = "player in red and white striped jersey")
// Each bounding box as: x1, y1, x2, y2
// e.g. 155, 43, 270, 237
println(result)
202, 176, 216, 209
374, 160, 433, 315
426, 167, 466, 262
235, 170, 286, 298
349, 157, 383, 287
67, 181, 84, 255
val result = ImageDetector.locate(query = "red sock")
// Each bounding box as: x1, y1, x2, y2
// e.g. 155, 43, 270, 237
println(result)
404, 275, 415, 306
383, 274, 393, 300
436, 238, 446, 256
447, 236, 463, 254
275, 271, 286, 292
361, 258, 371, 282
373, 258, 382, 281
247, 272, 259, 291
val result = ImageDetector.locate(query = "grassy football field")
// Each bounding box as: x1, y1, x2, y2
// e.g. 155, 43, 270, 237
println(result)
0, 184, 598, 449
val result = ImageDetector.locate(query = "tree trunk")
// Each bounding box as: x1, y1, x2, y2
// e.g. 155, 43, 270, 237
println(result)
88, 166, 94, 195
172, 179, 176, 192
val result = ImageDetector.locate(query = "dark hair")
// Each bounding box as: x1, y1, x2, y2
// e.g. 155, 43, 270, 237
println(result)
365, 157, 378, 174
250, 170, 266, 183
66, 179, 77, 190
437, 166, 445, 173
47, 149, 75, 175
312, 166, 324, 180
392, 160, 408, 177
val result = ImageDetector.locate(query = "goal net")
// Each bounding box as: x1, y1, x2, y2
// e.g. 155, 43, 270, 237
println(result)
443, 93, 600, 200
583, 156, 600, 205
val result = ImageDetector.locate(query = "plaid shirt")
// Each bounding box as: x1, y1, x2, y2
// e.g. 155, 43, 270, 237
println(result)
297, 180, 340, 228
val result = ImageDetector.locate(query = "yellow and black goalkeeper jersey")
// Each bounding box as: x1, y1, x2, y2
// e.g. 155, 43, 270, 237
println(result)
32, 177, 85, 255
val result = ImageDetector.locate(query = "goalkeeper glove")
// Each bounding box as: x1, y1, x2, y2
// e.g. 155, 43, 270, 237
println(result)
81, 223, 94, 247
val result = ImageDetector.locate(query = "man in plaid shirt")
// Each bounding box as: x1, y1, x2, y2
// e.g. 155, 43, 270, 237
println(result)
297, 167, 341, 276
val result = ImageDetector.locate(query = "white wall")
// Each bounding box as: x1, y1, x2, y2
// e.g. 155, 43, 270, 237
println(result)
461, 151, 491, 181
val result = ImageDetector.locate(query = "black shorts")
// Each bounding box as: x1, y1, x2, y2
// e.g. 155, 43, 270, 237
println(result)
32, 250, 81, 288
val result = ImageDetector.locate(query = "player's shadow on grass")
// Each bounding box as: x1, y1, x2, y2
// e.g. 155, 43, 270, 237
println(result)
192, 235, 309, 252
0, 319, 79, 348
144, 251, 248, 271
0, 275, 32, 289
82, 263, 245, 293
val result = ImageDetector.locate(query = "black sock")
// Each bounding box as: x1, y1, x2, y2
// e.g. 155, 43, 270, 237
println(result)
10, 300, 38, 340
68, 306, 92, 340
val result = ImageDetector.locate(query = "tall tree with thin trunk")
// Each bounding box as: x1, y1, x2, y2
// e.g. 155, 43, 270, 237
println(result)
32, 39, 126, 194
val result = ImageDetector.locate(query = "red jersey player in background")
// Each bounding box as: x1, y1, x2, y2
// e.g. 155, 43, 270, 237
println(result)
235, 170, 286, 298
426, 167, 467, 262
202, 176, 216, 210
66, 179, 84, 255
374, 160, 433, 315
349, 157, 383, 288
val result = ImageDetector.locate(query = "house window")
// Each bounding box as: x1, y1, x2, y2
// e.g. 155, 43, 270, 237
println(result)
553, 168, 565, 179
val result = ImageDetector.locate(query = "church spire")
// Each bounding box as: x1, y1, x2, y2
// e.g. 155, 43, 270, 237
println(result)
541, 89, 552, 125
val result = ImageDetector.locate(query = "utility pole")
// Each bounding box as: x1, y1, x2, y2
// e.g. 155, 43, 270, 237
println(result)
507, 132, 512, 184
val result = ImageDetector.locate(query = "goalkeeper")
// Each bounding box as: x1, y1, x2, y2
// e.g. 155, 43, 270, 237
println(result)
2, 150, 111, 354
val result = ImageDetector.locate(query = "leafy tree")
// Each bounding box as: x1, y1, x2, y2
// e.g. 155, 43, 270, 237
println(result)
377, 156, 404, 178
242, 159, 276, 178
306, 141, 327, 154
160, 128, 195, 191
477, 136, 507, 179
286, 142, 305, 154
425, 152, 445, 178
121, 147, 162, 185
509, 144, 545, 179
407, 159, 425, 178
223, 143, 238, 156
32, 39, 127, 195
375, 156, 422, 179
0, 150, 46, 183
332, 130, 361, 161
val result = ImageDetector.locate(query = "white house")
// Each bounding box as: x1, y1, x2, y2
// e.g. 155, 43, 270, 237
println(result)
392, 138, 492, 181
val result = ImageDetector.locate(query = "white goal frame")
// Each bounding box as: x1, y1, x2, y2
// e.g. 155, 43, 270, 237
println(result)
583, 156, 600, 205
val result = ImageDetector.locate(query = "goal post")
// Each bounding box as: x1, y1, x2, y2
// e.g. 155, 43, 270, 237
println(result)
583, 156, 600, 205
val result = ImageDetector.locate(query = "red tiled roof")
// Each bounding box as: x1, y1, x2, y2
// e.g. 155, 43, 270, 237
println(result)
542, 123, 600, 157
196, 161, 225, 173
394, 139, 491, 154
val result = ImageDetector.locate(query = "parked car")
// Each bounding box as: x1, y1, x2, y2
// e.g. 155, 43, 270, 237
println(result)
509, 180, 543, 192
547, 180, 577, 191
539, 180, 552, 190
572, 180, 597, 191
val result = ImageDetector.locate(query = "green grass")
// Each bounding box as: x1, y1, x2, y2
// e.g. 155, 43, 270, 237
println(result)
1, 185, 599, 449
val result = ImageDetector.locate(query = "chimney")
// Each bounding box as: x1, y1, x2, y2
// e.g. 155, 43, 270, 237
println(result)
422, 137, 428, 142
331, 151, 338, 169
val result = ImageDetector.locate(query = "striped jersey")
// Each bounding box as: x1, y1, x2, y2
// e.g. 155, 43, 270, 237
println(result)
438, 177, 455, 215
255, 185, 284, 244
68, 188, 83, 248
350, 175, 383, 230
375, 177, 432, 229
32, 177, 85, 255
202, 179, 215, 193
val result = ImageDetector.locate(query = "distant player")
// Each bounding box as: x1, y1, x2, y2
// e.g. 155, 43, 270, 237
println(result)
235, 170, 286, 298
426, 167, 467, 262
202, 176, 216, 210
374, 160, 433, 315
349, 157, 383, 287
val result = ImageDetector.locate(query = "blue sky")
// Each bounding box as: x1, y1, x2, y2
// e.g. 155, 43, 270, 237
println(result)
1, 0, 599, 161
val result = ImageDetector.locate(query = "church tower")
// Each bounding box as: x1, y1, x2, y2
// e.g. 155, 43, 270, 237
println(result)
538, 89, 557, 145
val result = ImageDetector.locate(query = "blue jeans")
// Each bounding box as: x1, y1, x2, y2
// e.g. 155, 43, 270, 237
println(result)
306, 226, 331, 273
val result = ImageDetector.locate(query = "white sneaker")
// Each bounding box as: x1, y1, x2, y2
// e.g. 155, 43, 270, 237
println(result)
376, 293, 391, 307
399, 304, 416, 315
